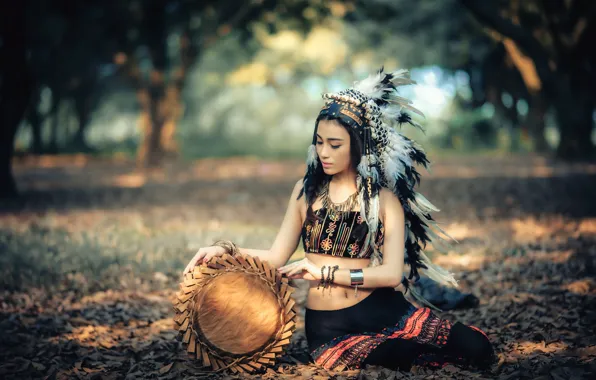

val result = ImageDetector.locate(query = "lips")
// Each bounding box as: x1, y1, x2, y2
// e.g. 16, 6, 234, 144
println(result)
322, 162, 332, 167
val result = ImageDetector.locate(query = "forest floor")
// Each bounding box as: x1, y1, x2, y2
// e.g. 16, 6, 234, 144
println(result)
1, 154, 595, 379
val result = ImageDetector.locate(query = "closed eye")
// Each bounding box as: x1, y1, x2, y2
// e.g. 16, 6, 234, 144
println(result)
317, 141, 340, 148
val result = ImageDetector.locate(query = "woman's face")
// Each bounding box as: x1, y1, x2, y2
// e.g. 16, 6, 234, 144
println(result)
315, 119, 352, 175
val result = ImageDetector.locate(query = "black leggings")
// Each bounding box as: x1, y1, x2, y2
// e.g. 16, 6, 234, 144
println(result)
305, 287, 495, 371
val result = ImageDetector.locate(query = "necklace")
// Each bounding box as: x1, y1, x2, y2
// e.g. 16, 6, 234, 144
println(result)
320, 181, 359, 218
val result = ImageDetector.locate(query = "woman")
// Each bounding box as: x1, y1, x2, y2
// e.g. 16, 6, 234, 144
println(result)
183, 69, 495, 372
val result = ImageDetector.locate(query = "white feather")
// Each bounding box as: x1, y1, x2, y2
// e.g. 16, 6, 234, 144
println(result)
424, 226, 454, 253
380, 105, 404, 122
414, 192, 440, 213
388, 133, 412, 166
408, 199, 426, 218
390, 69, 410, 78
353, 72, 386, 100
370, 166, 380, 184
426, 219, 459, 243
419, 251, 459, 287
357, 156, 371, 177
381, 151, 403, 189
306, 144, 318, 168
367, 195, 380, 251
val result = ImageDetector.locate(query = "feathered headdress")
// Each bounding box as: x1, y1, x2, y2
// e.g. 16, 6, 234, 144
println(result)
301, 67, 458, 310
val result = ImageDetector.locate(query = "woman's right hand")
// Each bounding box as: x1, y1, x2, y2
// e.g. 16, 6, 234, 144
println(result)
183, 246, 227, 275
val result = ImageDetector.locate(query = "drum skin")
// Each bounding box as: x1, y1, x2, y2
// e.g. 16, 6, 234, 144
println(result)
173, 253, 297, 374
194, 272, 282, 354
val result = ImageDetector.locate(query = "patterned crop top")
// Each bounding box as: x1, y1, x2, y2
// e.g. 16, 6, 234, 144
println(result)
301, 207, 385, 259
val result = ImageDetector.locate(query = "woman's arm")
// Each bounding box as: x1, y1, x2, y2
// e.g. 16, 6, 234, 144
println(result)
328, 188, 405, 288
236, 179, 304, 268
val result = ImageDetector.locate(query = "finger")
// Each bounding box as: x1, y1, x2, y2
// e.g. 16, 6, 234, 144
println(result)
287, 265, 305, 277
284, 261, 305, 274
204, 251, 221, 263
195, 251, 206, 264
183, 259, 195, 274
277, 263, 294, 272
279, 263, 299, 273
185, 252, 204, 273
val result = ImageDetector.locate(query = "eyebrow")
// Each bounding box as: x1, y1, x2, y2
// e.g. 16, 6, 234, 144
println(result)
316, 134, 344, 142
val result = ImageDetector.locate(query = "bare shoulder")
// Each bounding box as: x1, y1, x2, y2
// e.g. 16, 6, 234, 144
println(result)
379, 188, 404, 219
291, 179, 307, 219
293, 179, 304, 193
291, 178, 306, 204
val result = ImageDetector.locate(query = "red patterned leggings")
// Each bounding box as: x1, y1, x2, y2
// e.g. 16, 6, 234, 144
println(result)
363, 321, 494, 371
306, 287, 495, 371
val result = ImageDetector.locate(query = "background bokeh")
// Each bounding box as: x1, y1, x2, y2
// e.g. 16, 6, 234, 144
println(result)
1, 1, 595, 379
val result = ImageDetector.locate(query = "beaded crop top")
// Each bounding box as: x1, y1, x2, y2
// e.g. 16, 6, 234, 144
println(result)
301, 207, 385, 259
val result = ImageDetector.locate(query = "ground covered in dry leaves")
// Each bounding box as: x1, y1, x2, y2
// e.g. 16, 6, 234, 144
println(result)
1, 154, 595, 379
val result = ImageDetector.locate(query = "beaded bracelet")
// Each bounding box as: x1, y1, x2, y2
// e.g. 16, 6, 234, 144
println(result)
213, 239, 238, 256
317, 265, 327, 289
329, 265, 339, 287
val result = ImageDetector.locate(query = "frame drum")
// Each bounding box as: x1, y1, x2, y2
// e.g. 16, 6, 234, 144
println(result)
173, 253, 297, 374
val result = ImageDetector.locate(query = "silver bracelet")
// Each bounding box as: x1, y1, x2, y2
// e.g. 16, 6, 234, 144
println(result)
349, 269, 364, 286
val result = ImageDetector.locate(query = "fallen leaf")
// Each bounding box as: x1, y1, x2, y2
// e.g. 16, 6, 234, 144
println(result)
159, 363, 173, 374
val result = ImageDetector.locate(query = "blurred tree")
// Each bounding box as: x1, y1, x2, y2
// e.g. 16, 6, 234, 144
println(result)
347, 0, 522, 148
110, 0, 328, 167
0, 2, 32, 198
1, 0, 332, 197
349, 0, 551, 152
26, 0, 109, 154
461, 0, 596, 159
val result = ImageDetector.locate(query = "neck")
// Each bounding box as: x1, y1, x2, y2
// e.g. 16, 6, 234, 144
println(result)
330, 166, 358, 190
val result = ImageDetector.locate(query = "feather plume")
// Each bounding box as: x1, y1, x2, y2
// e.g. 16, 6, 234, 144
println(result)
306, 144, 318, 168
380, 151, 401, 188
423, 226, 454, 253
414, 192, 440, 213
419, 251, 459, 287
353, 71, 387, 100
357, 156, 372, 177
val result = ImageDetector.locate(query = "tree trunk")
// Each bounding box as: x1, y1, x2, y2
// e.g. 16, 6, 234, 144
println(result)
136, 77, 166, 168
555, 90, 594, 160
146, 83, 166, 166
27, 106, 44, 155
136, 1, 168, 168
47, 94, 61, 154
526, 95, 550, 153
0, 2, 31, 199
72, 93, 93, 152
160, 82, 184, 156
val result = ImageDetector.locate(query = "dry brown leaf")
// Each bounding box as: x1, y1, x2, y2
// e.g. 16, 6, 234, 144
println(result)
2, 156, 595, 380
159, 363, 174, 374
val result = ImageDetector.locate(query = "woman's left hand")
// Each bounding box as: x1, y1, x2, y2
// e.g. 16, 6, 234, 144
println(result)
277, 258, 322, 281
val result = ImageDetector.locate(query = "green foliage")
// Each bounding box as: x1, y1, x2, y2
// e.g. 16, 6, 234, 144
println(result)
430, 105, 499, 151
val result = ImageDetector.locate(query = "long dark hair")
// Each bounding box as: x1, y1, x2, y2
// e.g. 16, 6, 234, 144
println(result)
298, 114, 365, 223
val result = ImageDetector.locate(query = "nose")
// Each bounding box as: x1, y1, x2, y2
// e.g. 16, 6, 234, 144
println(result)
319, 144, 331, 159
